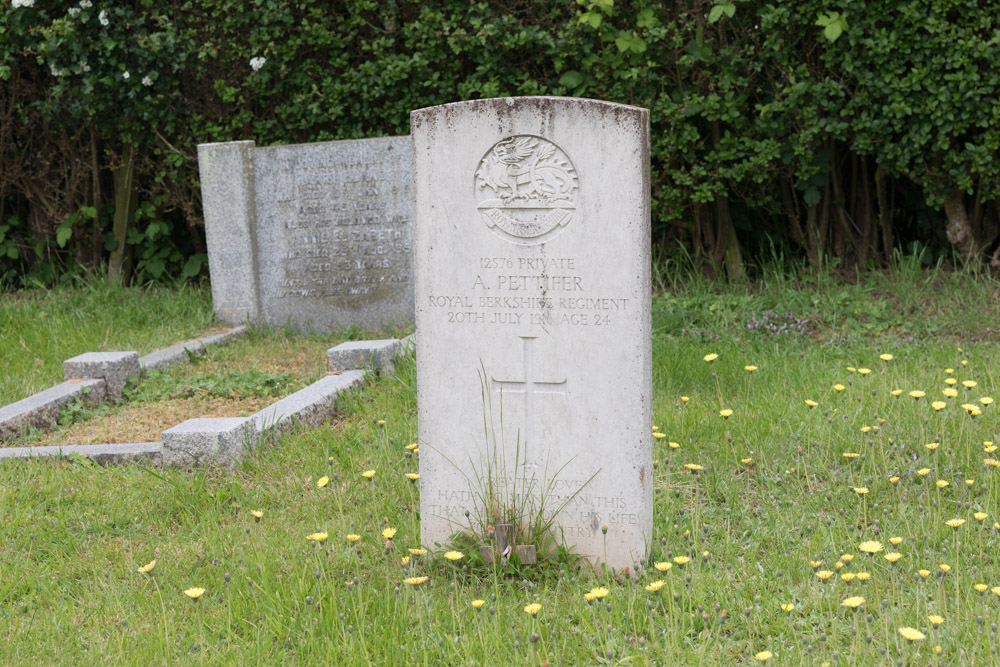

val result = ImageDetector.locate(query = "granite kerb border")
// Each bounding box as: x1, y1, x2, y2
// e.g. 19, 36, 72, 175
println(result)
0, 330, 415, 467
0, 326, 246, 442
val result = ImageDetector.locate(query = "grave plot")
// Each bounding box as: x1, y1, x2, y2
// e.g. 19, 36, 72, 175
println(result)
6, 332, 333, 448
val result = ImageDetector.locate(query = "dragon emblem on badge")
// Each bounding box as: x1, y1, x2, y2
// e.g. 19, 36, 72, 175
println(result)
474, 135, 578, 245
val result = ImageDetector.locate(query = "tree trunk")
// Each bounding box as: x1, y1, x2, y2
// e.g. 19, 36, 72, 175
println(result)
944, 187, 976, 260
875, 167, 893, 263
108, 144, 136, 282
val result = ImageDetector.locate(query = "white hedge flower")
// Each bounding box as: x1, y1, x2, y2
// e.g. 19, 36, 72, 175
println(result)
122, 71, 130, 80
13, 0, 36, 8
68, 7, 81, 16
142, 75, 153, 87
79, 0, 92, 8
98, 9, 109, 26
249, 56, 267, 71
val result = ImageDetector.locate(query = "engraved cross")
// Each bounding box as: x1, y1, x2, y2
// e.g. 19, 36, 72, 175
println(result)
491, 336, 567, 462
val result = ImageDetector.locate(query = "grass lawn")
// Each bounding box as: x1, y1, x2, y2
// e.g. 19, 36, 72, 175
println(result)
2, 265, 1000, 664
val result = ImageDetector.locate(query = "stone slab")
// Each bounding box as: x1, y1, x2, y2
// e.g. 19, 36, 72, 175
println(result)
327, 338, 402, 374
248, 370, 366, 444
161, 417, 251, 468
0, 442, 161, 465
139, 326, 248, 371
411, 97, 653, 570
64, 351, 139, 400
199, 137, 415, 332
0, 378, 107, 440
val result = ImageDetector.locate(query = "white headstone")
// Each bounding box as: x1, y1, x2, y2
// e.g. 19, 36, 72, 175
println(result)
198, 137, 414, 332
412, 97, 652, 569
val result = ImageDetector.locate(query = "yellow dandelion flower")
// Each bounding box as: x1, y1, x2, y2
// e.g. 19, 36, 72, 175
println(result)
945, 368, 954, 374
943, 388, 958, 398
589, 587, 609, 599
184, 587, 205, 600
645, 580, 665, 592
780, 603, 795, 612
347, 534, 361, 542
975, 512, 988, 521
403, 576, 428, 586
884, 552, 903, 563
891, 389, 903, 396
847, 366, 857, 372
317, 476, 330, 488
471, 599, 485, 609
856, 572, 871, 581
860, 425, 872, 433
684, 463, 704, 472
967, 478, 976, 485
654, 561, 673, 572
931, 401, 946, 411
583, 592, 596, 602
841, 554, 854, 562
859, 541, 882, 554
928, 615, 944, 627
809, 560, 822, 568
858, 368, 871, 375
945, 377, 958, 386
889, 476, 900, 484
993, 586, 1000, 597
137, 559, 157, 574
805, 399, 818, 408
408, 548, 427, 556
944, 518, 965, 528
673, 556, 691, 566
361, 469, 376, 480
963, 380, 978, 389
307, 532, 328, 542
841, 596, 865, 609
405, 472, 420, 481
961, 403, 979, 413
980, 396, 994, 405
816, 570, 834, 580
974, 584, 988, 593
833, 384, 845, 391
401, 556, 410, 566
899, 627, 926, 642
986, 445, 998, 454
835, 561, 845, 570
917, 468, 931, 476
909, 390, 925, 399
938, 563, 951, 573
925, 442, 941, 451
680, 396, 690, 403
653, 432, 666, 439
880, 354, 893, 361
936, 480, 949, 489
853, 487, 869, 495
841, 572, 856, 583
984, 458, 1000, 468
843, 452, 860, 459
719, 409, 733, 418
669, 441, 681, 449
703, 353, 718, 362
524, 603, 541, 615
755, 650, 773, 662
405, 443, 418, 451
917, 569, 931, 578
382, 527, 397, 539
652, 425, 659, 431
741, 457, 753, 464
443, 551, 464, 562
744, 365, 758, 372
377, 419, 386, 425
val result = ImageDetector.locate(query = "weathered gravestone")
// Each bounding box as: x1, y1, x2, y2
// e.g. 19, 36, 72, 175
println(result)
198, 137, 414, 332
412, 97, 652, 569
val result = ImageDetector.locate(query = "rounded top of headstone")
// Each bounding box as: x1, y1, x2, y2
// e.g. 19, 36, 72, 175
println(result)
410, 96, 648, 127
